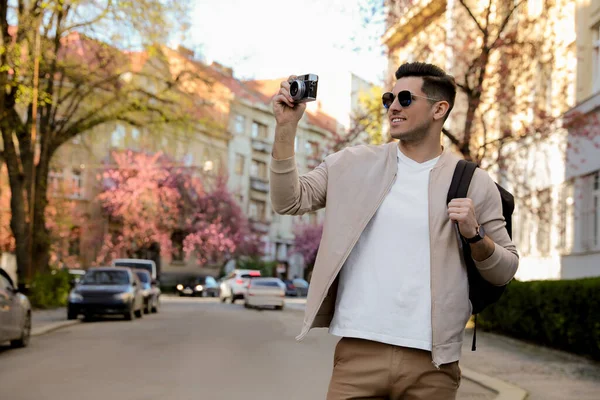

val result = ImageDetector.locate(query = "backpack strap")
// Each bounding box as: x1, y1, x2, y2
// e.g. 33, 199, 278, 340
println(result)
448, 159, 479, 351
449, 160, 478, 201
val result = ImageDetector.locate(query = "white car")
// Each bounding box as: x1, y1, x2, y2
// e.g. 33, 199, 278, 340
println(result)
244, 278, 286, 310
219, 269, 261, 303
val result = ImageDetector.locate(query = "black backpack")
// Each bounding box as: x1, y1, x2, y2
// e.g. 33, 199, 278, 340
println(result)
447, 160, 515, 350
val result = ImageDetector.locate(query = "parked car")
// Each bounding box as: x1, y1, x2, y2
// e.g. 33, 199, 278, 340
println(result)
63, 268, 86, 289
0, 268, 31, 348
133, 269, 160, 314
219, 269, 261, 303
67, 267, 145, 321
283, 278, 310, 297
176, 275, 219, 297
111, 258, 157, 280
244, 278, 286, 310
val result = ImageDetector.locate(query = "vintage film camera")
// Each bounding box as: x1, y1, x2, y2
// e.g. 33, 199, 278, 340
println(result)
289, 74, 318, 103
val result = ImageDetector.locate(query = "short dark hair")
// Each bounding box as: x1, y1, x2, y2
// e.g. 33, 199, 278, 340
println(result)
394, 62, 457, 119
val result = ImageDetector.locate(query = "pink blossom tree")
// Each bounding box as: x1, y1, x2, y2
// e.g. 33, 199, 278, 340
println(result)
95, 150, 262, 267
292, 223, 323, 277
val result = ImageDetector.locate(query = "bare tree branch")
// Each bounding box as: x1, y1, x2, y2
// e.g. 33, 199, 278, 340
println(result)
458, 0, 486, 34
442, 128, 460, 147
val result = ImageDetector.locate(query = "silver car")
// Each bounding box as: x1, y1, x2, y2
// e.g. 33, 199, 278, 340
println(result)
219, 269, 261, 303
0, 268, 31, 348
244, 278, 286, 310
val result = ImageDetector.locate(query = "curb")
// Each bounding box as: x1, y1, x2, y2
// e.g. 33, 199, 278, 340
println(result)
462, 367, 528, 400
32, 320, 80, 337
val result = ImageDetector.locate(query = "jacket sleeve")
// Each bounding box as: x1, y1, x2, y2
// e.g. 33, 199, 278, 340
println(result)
269, 154, 327, 215
472, 170, 520, 286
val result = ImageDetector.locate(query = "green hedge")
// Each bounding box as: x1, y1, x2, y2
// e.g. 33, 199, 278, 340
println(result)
478, 278, 600, 360
29, 270, 72, 309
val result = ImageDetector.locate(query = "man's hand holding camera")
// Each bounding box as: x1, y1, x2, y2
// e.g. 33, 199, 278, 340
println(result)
272, 74, 318, 159
273, 75, 307, 127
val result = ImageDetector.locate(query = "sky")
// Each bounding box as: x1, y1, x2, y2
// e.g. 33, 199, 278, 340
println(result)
187, 0, 388, 86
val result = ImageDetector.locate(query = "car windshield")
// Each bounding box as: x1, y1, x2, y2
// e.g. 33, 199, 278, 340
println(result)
135, 272, 150, 283
82, 270, 130, 285
114, 262, 152, 275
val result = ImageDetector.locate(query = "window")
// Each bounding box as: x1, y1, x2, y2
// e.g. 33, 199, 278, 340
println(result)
0, 274, 12, 290
536, 189, 552, 256
235, 154, 245, 175
251, 121, 267, 140
71, 168, 82, 198
49, 168, 64, 196
594, 172, 600, 248
234, 115, 245, 134
249, 199, 266, 221
111, 125, 126, 147
558, 182, 574, 253
594, 25, 600, 93
251, 160, 267, 180
69, 227, 80, 256
305, 141, 319, 157
183, 153, 194, 167
172, 230, 185, 261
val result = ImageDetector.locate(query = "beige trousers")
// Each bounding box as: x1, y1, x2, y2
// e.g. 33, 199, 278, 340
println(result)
327, 337, 461, 400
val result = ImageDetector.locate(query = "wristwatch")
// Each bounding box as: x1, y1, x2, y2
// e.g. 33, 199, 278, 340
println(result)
465, 225, 486, 244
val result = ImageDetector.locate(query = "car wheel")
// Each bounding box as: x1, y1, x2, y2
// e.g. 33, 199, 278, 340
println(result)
124, 307, 135, 321
275, 305, 284, 311
67, 308, 78, 320
11, 312, 31, 348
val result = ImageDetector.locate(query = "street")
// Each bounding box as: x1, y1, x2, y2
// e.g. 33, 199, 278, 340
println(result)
0, 297, 494, 400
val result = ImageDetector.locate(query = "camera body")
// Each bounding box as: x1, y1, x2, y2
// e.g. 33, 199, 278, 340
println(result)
290, 74, 318, 103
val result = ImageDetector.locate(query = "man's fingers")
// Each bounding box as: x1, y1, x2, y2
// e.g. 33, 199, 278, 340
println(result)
447, 207, 468, 214
279, 87, 295, 104
273, 93, 294, 108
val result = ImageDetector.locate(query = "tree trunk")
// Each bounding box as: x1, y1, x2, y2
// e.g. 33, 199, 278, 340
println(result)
31, 155, 51, 274
8, 176, 31, 285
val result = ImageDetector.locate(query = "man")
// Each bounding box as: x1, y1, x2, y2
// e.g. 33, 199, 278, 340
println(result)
270, 62, 519, 400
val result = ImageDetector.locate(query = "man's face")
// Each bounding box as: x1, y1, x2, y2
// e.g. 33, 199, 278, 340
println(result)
387, 77, 435, 142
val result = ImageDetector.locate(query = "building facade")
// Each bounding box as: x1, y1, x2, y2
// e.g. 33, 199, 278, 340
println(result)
561, 0, 600, 278
383, 0, 586, 280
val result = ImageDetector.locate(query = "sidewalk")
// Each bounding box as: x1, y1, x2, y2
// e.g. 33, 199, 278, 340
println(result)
287, 298, 600, 399
460, 328, 600, 400
31, 307, 79, 336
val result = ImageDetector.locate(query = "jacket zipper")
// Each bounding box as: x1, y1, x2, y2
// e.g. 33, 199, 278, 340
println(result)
297, 171, 398, 340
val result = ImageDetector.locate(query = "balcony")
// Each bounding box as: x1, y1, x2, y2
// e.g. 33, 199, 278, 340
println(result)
382, 0, 446, 50
250, 219, 270, 233
250, 177, 269, 193
251, 139, 270, 153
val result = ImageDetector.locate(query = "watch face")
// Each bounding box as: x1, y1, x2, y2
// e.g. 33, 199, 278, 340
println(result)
478, 225, 485, 238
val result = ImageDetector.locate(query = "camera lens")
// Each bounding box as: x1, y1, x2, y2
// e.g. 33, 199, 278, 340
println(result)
290, 80, 305, 101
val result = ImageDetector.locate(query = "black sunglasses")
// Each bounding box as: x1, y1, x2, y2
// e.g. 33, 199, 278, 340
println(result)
382, 90, 440, 109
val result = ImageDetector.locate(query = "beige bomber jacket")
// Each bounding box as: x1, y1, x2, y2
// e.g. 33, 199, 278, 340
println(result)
269, 142, 519, 366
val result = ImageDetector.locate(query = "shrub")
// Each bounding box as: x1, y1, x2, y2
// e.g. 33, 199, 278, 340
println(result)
28, 269, 72, 309
478, 278, 600, 360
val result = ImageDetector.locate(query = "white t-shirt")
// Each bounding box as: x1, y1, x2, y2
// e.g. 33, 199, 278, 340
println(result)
329, 147, 440, 351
